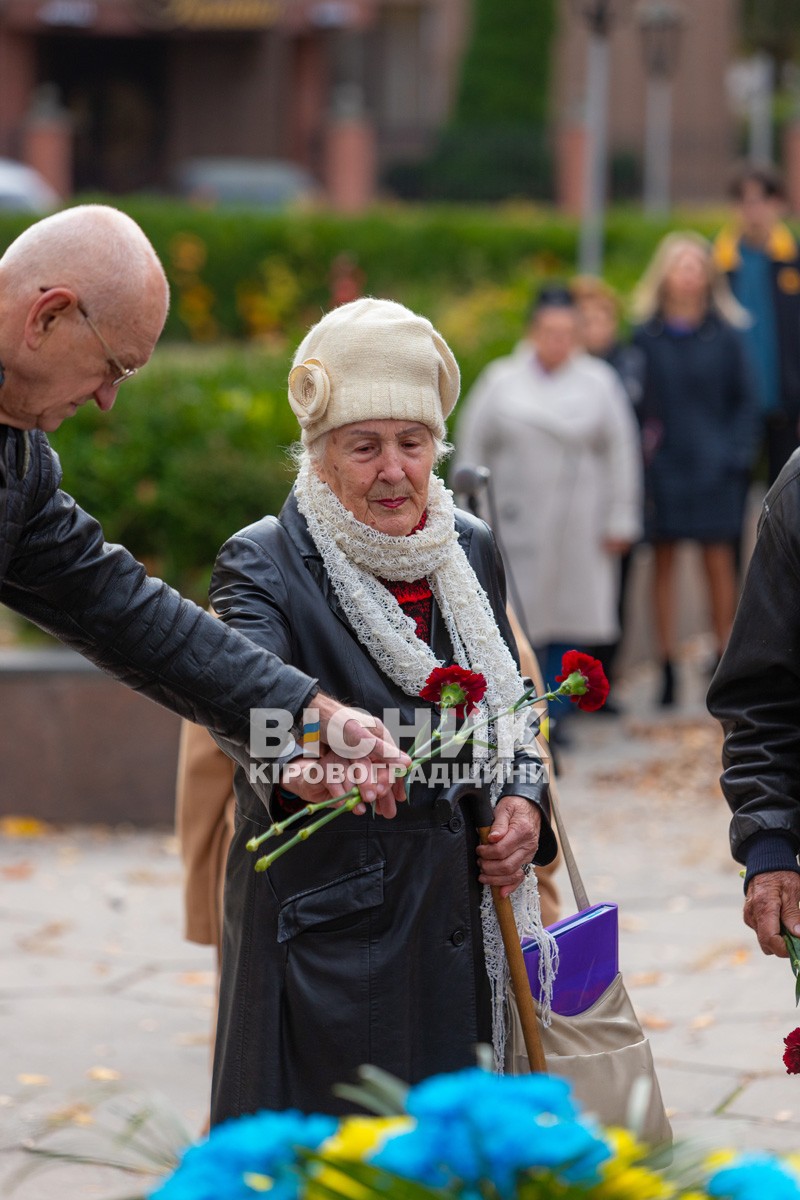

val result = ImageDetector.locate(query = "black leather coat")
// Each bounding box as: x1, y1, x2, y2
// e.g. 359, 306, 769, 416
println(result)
0, 425, 316, 781
708, 450, 800, 880
208, 489, 555, 1122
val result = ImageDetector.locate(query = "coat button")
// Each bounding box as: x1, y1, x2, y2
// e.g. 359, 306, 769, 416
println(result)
451, 929, 465, 946
448, 815, 463, 832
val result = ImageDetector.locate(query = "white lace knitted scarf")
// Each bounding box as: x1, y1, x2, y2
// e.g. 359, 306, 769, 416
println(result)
294, 461, 557, 1065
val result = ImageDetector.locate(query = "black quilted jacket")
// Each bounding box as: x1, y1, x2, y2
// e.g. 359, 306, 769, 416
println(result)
0, 425, 317, 777
708, 448, 800, 886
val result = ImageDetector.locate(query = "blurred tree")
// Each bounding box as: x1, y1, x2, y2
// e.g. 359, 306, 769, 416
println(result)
741, 0, 800, 67
383, 0, 557, 201
454, 0, 555, 125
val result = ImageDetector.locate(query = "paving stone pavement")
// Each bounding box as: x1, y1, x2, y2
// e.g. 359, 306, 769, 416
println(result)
1, 648, 798, 1198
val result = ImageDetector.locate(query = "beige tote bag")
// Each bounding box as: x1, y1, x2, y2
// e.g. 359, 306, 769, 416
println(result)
505, 775, 673, 1147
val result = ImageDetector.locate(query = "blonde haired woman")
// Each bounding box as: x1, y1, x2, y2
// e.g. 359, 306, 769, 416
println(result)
631, 232, 761, 706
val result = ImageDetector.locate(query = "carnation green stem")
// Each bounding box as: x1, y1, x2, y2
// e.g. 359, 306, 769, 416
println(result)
246, 788, 361, 852
254, 792, 364, 870
249, 678, 580, 871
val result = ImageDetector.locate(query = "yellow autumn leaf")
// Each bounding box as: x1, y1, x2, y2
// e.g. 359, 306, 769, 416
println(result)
85, 1066, 121, 1082
0, 816, 52, 838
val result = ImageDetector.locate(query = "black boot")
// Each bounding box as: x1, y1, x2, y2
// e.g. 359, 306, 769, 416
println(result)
659, 659, 675, 707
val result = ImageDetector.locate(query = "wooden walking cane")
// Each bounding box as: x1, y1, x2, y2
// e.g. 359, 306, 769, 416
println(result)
477, 824, 548, 1074
436, 781, 548, 1073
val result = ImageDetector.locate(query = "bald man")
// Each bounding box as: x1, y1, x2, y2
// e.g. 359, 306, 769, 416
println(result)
0, 205, 407, 809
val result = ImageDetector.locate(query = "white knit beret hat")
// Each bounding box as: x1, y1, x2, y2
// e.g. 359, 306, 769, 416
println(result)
288, 297, 460, 446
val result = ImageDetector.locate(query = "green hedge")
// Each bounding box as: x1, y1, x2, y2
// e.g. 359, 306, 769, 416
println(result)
5, 201, 736, 622
48, 347, 299, 604
0, 201, 726, 345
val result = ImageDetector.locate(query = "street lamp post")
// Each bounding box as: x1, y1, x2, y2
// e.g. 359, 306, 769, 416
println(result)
572, 0, 629, 274
638, 0, 684, 216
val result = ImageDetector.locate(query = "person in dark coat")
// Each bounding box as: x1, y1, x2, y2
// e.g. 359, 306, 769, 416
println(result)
631, 232, 761, 707
571, 275, 647, 707
0, 204, 405, 801
714, 163, 800, 484
208, 298, 557, 1123
707, 451, 800, 959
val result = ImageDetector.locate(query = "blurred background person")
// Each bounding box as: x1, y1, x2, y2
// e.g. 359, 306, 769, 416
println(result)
571, 275, 647, 413
328, 252, 366, 309
571, 275, 647, 705
714, 163, 800, 485
454, 285, 642, 744
631, 232, 760, 708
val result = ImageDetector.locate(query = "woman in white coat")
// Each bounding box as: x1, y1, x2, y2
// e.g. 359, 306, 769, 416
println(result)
454, 286, 643, 736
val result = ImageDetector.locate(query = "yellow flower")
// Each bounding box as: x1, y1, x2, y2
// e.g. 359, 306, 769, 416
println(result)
703, 1149, 737, 1172
595, 1128, 674, 1200
604, 1128, 648, 1168
244, 1173, 273, 1192
306, 1117, 413, 1200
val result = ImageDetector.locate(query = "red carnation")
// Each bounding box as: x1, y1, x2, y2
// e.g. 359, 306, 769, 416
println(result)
419, 666, 488, 718
555, 651, 610, 712
784, 1027, 800, 1074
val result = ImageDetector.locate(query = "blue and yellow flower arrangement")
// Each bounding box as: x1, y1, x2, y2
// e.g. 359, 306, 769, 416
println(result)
149, 1067, 800, 1200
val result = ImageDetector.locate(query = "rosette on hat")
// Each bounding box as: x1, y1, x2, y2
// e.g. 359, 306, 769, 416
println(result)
288, 358, 331, 428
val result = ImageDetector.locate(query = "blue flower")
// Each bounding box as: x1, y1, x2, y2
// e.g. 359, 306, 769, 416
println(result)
150, 1109, 337, 1200
371, 1068, 610, 1196
708, 1154, 800, 1200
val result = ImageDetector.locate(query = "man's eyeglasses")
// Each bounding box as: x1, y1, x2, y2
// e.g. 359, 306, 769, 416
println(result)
76, 304, 139, 387
39, 287, 139, 387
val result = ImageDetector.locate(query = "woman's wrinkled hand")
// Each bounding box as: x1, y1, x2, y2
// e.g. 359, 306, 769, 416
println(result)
476, 795, 541, 898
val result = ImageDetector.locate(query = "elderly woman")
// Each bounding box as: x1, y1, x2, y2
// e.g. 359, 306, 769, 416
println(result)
209, 298, 557, 1124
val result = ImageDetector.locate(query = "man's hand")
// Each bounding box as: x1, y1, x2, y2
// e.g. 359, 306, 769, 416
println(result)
602, 537, 632, 556
743, 870, 800, 956
477, 795, 541, 898
281, 748, 406, 818
300, 694, 410, 817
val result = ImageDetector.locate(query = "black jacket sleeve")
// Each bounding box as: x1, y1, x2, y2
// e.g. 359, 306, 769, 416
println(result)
0, 436, 317, 786
707, 453, 800, 879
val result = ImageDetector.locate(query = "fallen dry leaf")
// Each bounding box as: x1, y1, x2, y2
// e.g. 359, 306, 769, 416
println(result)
178, 971, 216, 988
692, 941, 751, 972
125, 868, 182, 886
48, 1102, 95, 1127
18, 920, 72, 954
638, 1013, 673, 1031
85, 1066, 121, 1082
173, 1032, 211, 1047
627, 971, 664, 988
689, 1012, 716, 1030
1, 861, 35, 881
0, 816, 52, 838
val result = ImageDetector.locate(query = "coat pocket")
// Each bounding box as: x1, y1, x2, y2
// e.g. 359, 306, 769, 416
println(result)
277, 861, 385, 943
